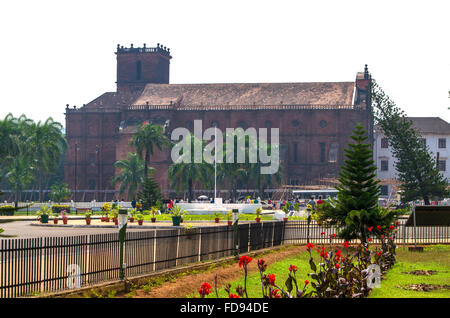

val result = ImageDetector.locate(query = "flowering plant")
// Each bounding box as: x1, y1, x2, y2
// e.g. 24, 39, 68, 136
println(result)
196, 227, 398, 298
60, 210, 69, 219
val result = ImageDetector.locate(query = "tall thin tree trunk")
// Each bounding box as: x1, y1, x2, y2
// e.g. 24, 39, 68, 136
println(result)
188, 178, 193, 203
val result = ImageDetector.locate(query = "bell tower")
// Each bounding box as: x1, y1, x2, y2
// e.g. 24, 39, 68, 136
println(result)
115, 43, 172, 93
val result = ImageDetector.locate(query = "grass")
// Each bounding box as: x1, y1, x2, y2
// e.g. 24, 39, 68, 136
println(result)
369, 245, 450, 298
194, 244, 450, 298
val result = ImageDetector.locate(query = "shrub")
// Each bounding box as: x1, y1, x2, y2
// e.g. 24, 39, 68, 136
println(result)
51, 204, 70, 214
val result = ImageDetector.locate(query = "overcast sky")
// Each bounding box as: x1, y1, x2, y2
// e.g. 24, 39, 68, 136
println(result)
1, 0, 449, 127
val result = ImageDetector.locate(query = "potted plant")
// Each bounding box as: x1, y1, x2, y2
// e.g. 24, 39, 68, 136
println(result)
37, 204, 51, 223
170, 206, 185, 226
128, 208, 136, 223
255, 207, 262, 223
101, 203, 111, 222
150, 206, 158, 223
85, 211, 92, 225
53, 212, 59, 224
136, 213, 144, 225
227, 211, 233, 226
110, 210, 119, 225
213, 211, 221, 223
60, 210, 69, 224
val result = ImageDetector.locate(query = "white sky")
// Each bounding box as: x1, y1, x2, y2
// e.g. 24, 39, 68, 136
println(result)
1, 0, 449, 127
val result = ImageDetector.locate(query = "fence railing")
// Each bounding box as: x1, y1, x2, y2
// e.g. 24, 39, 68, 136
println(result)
0, 222, 284, 298
1, 220, 449, 298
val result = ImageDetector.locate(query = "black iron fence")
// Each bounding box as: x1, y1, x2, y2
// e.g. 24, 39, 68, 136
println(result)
0, 222, 284, 298
1, 220, 449, 298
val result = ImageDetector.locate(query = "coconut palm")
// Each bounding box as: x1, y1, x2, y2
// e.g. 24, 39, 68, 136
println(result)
112, 152, 146, 200
26, 117, 67, 201
130, 121, 171, 178
168, 134, 213, 202
5, 136, 35, 207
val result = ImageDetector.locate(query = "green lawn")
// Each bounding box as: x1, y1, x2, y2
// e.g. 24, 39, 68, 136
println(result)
195, 245, 450, 298
370, 245, 450, 298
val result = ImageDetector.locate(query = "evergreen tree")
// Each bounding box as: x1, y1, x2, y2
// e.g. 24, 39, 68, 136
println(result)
370, 80, 449, 204
137, 173, 163, 210
317, 123, 401, 242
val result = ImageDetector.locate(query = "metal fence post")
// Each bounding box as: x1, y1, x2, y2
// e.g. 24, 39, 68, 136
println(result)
232, 209, 239, 257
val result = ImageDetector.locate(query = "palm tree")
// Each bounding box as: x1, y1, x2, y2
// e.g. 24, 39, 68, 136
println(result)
5, 136, 35, 207
112, 152, 146, 200
130, 121, 170, 178
168, 134, 213, 202
26, 117, 67, 202
0, 113, 18, 161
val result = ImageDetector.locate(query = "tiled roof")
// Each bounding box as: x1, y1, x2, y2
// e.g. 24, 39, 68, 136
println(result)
375, 117, 450, 135
408, 117, 450, 134
131, 82, 356, 108
84, 91, 141, 109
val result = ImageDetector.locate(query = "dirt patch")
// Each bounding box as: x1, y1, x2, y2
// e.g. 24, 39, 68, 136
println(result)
402, 270, 438, 276
125, 245, 307, 298
398, 283, 450, 292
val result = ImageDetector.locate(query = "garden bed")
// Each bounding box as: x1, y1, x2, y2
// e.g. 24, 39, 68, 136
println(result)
87, 244, 450, 298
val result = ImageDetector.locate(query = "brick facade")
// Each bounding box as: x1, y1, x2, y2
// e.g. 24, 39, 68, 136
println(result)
64, 44, 372, 201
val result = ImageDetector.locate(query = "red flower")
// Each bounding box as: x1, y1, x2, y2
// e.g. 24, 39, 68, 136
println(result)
368, 238, 372, 242
267, 273, 276, 286
229, 294, 240, 298
321, 232, 325, 236
238, 255, 253, 268
306, 242, 314, 251
332, 233, 337, 238
381, 235, 385, 238
335, 263, 340, 269
198, 282, 212, 297
368, 226, 373, 232
389, 237, 393, 240
269, 289, 281, 298
257, 259, 267, 272
377, 251, 382, 257
289, 265, 298, 273
336, 249, 342, 255
304, 280, 309, 286
377, 225, 382, 231
343, 241, 349, 248
389, 225, 395, 231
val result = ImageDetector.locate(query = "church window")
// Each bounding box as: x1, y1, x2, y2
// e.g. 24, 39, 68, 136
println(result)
320, 142, 326, 162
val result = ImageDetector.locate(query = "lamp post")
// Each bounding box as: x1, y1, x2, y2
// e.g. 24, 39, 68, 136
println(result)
95, 145, 100, 201
74, 143, 80, 202
118, 209, 128, 280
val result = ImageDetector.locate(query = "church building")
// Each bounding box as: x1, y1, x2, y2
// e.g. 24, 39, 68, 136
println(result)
64, 43, 373, 201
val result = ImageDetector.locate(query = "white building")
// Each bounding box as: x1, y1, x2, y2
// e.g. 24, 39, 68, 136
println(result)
374, 117, 450, 198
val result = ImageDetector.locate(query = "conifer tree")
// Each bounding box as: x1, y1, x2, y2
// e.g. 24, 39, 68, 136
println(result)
137, 173, 163, 210
317, 123, 401, 242
370, 80, 449, 204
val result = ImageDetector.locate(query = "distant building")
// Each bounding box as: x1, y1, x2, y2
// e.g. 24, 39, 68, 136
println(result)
64, 43, 373, 201
374, 117, 450, 199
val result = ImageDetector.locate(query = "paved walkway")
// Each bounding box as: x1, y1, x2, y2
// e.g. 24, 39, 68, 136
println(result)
0, 221, 154, 238
0, 219, 232, 238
